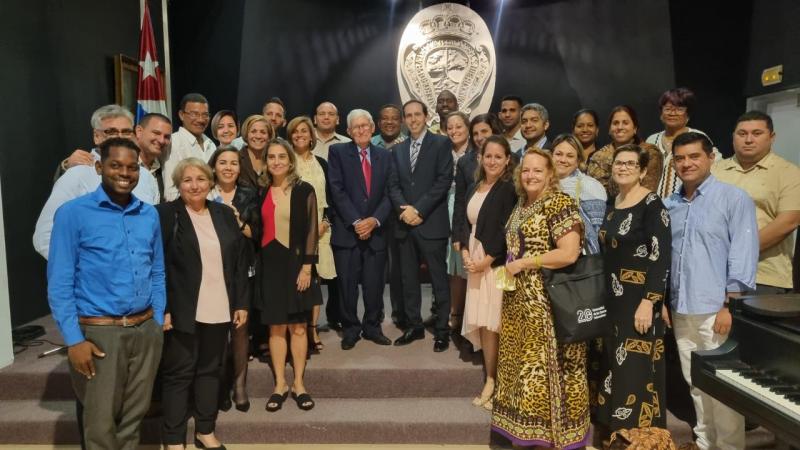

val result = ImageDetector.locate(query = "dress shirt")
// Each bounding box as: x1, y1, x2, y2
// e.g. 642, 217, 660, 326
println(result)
353, 145, 380, 227
230, 136, 246, 150
713, 152, 800, 289
312, 132, 351, 161
162, 126, 216, 201
47, 186, 166, 346
506, 128, 526, 154
33, 150, 159, 259
664, 175, 758, 315
514, 135, 548, 156
371, 132, 408, 149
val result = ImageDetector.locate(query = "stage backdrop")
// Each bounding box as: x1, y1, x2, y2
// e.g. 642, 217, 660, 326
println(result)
231, 0, 675, 138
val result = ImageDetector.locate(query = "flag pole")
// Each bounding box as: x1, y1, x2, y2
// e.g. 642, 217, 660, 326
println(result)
161, 0, 172, 116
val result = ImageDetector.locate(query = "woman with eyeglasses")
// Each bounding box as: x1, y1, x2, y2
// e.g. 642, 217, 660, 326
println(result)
645, 88, 719, 199
595, 144, 671, 440
586, 105, 663, 198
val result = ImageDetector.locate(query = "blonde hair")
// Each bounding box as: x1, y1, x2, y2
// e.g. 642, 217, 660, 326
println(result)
513, 147, 561, 200
241, 114, 275, 147
171, 157, 213, 191
258, 138, 301, 189
286, 116, 317, 151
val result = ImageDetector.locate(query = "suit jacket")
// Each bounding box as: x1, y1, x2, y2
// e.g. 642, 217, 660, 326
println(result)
454, 179, 517, 267
327, 142, 392, 250
452, 148, 477, 245
514, 134, 553, 158
387, 132, 453, 240
157, 199, 250, 334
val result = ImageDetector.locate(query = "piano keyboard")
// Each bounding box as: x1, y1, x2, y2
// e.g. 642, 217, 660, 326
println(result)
716, 368, 800, 422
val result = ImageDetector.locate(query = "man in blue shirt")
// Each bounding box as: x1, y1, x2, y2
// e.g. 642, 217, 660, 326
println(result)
48, 137, 165, 450
664, 132, 758, 450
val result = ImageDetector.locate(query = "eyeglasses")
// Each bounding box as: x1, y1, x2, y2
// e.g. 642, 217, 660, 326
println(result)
183, 111, 210, 120
662, 106, 687, 115
351, 123, 372, 131
100, 128, 135, 137
612, 160, 640, 169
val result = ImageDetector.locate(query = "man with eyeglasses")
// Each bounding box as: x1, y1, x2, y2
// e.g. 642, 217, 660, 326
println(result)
34, 105, 159, 259
53, 104, 140, 182
162, 93, 216, 201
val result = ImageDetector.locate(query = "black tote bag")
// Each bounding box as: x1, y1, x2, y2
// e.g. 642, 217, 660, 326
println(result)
541, 253, 610, 343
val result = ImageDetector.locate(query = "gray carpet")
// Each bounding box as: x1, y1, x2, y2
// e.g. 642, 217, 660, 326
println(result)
0, 287, 780, 447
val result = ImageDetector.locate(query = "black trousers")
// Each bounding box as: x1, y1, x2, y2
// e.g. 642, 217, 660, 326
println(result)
385, 218, 405, 322
161, 322, 229, 445
334, 243, 387, 342
398, 232, 450, 338
324, 278, 341, 324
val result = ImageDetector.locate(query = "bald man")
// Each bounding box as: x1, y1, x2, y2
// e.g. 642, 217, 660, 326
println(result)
312, 101, 351, 161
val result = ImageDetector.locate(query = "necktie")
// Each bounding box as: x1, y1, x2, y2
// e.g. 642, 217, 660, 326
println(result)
410, 140, 421, 173
361, 148, 371, 195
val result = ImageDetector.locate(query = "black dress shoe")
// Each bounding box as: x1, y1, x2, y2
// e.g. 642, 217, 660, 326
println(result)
393, 328, 425, 346
433, 337, 450, 352
327, 321, 343, 331
341, 339, 357, 350
363, 333, 392, 346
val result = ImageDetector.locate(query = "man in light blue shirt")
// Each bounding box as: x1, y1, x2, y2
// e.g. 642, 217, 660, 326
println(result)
48, 137, 165, 450
664, 132, 758, 450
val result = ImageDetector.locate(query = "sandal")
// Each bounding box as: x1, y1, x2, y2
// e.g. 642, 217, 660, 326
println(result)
291, 391, 315, 411
265, 390, 289, 412
308, 325, 324, 353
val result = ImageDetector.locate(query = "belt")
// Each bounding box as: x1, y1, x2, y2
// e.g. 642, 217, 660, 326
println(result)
78, 308, 153, 327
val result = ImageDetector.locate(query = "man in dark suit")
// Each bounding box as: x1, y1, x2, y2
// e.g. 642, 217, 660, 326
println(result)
328, 109, 394, 350
388, 99, 453, 352
514, 102, 553, 157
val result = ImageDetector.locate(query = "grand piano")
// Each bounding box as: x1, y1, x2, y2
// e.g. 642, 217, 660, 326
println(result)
692, 294, 800, 445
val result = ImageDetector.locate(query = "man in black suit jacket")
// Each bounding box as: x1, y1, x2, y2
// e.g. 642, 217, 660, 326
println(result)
328, 109, 394, 350
387, 99, 453, 352
514, 102, 553, 157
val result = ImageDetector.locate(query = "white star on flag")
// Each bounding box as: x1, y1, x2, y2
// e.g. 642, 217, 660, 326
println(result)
139, 51, 159, 81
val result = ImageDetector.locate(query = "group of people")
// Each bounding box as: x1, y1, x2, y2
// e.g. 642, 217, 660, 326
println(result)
37, 86, 799, 450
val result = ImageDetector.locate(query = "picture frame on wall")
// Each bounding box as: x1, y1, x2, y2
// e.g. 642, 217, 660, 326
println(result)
114, 54, 138, 115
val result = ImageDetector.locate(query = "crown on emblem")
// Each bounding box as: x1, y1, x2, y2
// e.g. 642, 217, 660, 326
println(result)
419, 12, 476, 39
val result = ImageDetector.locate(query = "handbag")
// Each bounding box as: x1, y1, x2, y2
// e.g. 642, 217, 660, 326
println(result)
541, 249, 610, 344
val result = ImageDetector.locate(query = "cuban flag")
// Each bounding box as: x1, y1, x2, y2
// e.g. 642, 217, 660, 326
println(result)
135, 1, 168, 123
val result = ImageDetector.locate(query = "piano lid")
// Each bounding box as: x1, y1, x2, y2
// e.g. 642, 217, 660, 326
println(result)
741, 294, 800, 318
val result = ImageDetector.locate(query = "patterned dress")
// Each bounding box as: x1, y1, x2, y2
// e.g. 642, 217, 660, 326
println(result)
492, 191, 590, 449
597, 192, 671, 431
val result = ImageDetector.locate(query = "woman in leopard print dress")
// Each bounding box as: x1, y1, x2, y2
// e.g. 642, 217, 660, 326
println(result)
492, 149, 590, 449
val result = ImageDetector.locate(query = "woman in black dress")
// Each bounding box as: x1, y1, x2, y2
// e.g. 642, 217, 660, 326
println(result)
256, 138, 322, 412
597, 144, 671, 436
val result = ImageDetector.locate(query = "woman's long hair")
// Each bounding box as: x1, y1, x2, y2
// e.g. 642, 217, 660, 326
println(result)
257, 137, 301, 189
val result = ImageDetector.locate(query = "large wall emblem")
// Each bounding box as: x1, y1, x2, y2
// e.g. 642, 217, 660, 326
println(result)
396, 3, 496, 126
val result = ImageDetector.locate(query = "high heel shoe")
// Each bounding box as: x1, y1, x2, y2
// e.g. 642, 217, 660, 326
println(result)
234, 399, 250, 412
194, 434, 226, 450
